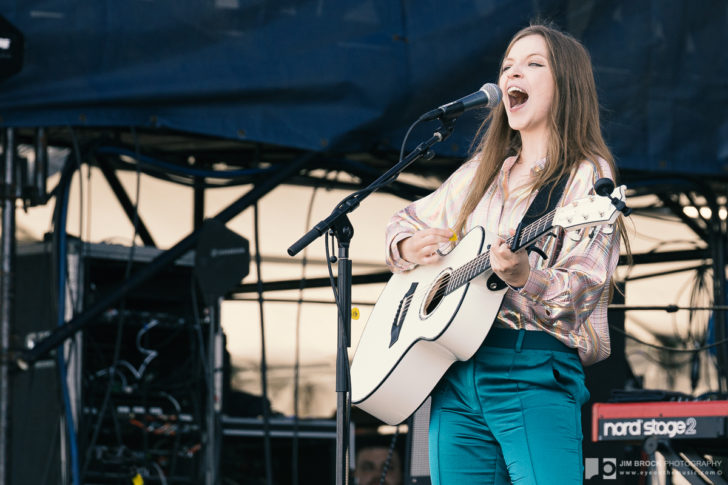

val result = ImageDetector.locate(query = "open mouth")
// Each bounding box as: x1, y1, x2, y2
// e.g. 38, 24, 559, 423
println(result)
508, 86, 529, 108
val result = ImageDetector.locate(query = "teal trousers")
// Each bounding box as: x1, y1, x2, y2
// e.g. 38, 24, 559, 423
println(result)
429, 328, 590, 484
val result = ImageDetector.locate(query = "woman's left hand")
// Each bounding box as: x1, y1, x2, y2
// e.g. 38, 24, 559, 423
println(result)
490, 236, 530, 288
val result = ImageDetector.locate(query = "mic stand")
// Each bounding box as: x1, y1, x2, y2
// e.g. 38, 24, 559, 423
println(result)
288, 118, 455, 485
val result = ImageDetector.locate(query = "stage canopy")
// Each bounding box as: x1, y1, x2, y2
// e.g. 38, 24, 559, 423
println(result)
0, 0, 726, 178
2, 0, 728, 432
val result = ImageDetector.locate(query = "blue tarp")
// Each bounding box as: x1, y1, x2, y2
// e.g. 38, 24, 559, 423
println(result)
0, 1, 726, 175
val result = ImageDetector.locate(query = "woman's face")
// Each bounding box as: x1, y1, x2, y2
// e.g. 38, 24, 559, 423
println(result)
499, 34, 555, 137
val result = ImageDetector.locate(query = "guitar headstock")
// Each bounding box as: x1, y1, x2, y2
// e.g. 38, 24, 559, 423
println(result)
553, 184, 628, 231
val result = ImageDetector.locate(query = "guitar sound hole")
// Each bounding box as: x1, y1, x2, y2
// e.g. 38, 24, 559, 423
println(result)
423, 273, 449, 316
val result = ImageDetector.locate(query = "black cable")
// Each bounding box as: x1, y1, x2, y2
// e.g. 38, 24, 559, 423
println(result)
320, 117, 427, 226
169, 319, 201, 480
229, 296, 376, 306
623, 264, 709, 282
628, 209, 682, 223
291, 185, 319, 485
254, 202, 274, 485
64, 136, 84, 315
626, 350, 695, 369
84, 153, 93, 242
612, 324, 728, 353
378, 428, 400, 485
620, 238, 705, 282
75, 132, 84, 256
686, 264, 712, 344
50, 140, 81, 485
100, 147, 275, 189
80, 128, 143, 480
325, 232, 344, 325
139, 322, 151, 477
399, 118, 424, 163
41, 412, 61, 485
189, 280, 220, 484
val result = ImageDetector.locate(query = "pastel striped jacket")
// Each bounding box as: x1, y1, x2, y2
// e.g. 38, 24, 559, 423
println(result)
385, 155, 621, 365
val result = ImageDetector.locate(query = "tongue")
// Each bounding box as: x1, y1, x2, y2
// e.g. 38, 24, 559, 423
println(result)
509, 93, 528, 107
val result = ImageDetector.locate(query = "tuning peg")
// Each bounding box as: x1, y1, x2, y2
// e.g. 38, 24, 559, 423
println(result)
594, 178, 632, 217
611, 195, 632, 217
594, 178, 615, 197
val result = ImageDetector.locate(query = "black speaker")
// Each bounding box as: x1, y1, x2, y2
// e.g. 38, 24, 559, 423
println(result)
11, 244, 65, 485
11, 241, 209, 484
405, 397, 431, 484
194, 219, 250, 306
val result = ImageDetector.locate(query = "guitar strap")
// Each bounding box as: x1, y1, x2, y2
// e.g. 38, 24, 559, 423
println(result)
509, 171, 570, 253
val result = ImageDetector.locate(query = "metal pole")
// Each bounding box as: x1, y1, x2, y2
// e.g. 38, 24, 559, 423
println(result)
18, 151, 315, 367
0, 127, 17, 485
205, 300, 222, 485
194, 176, 205, 231
333, 217, 353, 485
709, 195, 728, 391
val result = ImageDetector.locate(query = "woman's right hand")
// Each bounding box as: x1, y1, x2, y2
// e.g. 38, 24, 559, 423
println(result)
398, 228, 454, 266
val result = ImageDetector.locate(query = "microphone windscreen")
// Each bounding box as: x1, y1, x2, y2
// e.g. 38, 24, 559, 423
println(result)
481, 83, 502, 108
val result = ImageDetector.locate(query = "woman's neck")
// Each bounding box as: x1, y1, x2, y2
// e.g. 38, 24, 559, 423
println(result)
518, 130, 549, 167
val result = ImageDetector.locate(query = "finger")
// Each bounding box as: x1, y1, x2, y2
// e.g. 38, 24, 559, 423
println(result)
496, 237, 517, 256
425, 233, 452, 245
416, 248, 437, 262
492, 239, 508, 257
421, 253, 442, 265
422, 228, 455, 241
490, 250, 503, 270
423, 241, 443, 253
425, 234, 450, 244
424, 226, 453, 235
413, 233, 435, 247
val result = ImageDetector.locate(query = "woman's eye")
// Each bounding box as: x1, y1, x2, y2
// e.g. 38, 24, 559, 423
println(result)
529, 62, 543, 67
501, 65, 511, 73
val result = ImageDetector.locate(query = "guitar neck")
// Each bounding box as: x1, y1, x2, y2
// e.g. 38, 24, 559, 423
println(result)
445, 210, 556, 294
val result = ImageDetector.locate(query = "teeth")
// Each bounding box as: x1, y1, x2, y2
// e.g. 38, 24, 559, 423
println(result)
508, 86, 526, 95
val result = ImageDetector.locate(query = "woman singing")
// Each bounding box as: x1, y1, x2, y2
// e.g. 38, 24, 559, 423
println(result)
385, 23, 627, 484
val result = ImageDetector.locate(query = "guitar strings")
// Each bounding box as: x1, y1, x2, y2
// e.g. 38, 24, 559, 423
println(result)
392, 191, 619, 316
394, 208, 558, 313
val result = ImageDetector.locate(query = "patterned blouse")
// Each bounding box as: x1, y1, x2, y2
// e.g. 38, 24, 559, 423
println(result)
385, 155, 621, 365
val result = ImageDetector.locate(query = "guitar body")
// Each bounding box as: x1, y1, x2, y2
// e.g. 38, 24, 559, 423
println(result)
350, 227, 508, 425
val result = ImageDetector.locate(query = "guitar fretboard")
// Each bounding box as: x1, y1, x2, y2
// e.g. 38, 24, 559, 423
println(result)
444, 209, 557, 294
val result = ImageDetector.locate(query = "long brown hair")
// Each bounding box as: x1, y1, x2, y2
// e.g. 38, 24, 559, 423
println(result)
453, 23, 620, 237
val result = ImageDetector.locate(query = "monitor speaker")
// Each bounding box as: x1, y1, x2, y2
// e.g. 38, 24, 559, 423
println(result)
405, 397, 431, 484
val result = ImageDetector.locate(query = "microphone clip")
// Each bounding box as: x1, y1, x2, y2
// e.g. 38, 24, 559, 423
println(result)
432, 117, 457, 143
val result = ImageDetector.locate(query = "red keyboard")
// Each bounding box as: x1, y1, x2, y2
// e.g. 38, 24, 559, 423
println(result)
592, 400, 728, 442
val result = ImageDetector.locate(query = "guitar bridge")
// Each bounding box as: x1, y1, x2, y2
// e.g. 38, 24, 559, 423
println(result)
390, 282, 417, 347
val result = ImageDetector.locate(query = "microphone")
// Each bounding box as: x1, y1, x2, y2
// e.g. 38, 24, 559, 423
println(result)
419, 83, 502, 121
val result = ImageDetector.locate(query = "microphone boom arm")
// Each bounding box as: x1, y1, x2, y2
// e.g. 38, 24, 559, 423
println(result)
288, 118, 456, 256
